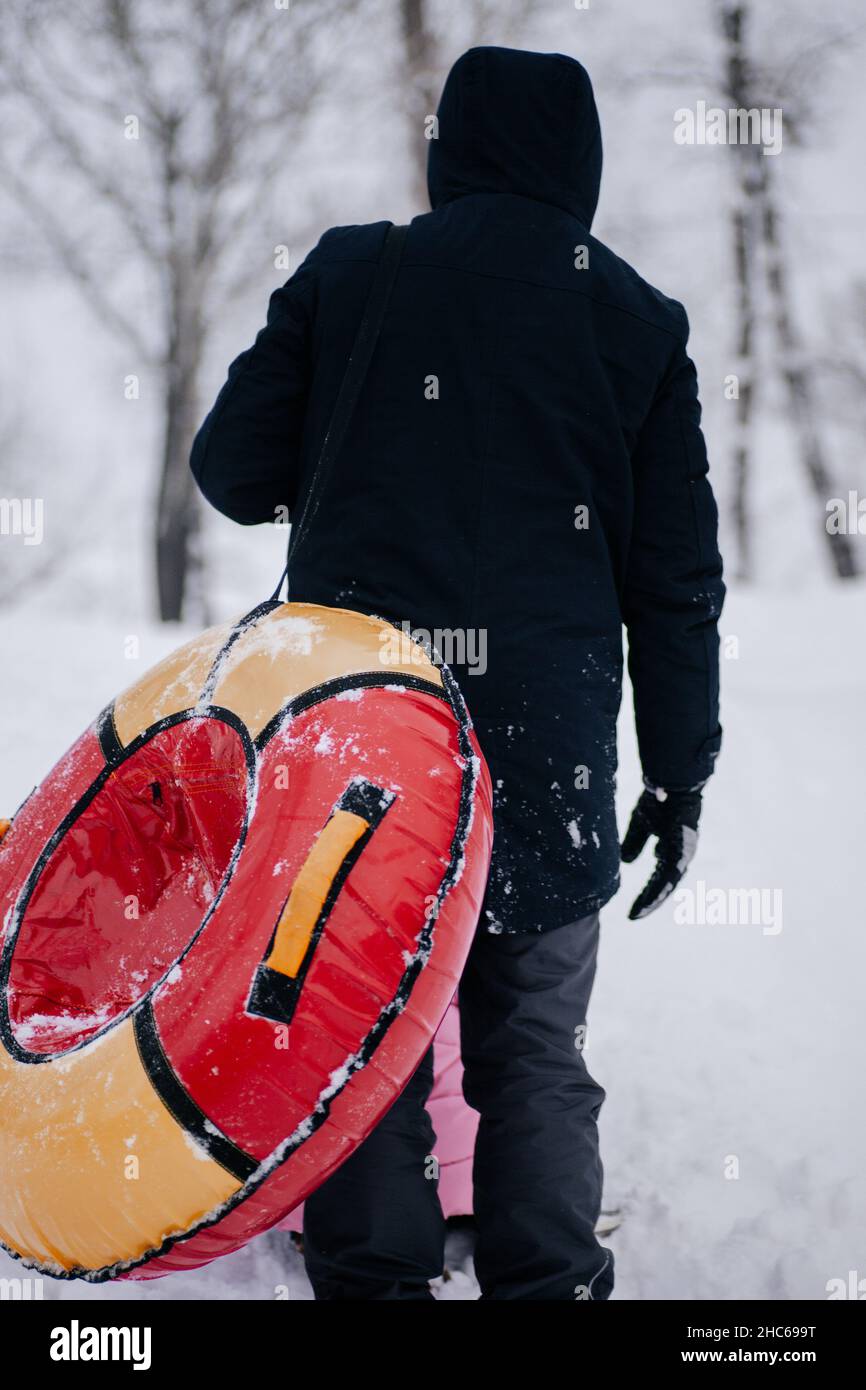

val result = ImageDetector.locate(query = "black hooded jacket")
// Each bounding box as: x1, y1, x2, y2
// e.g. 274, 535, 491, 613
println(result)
191, 47, 724, 934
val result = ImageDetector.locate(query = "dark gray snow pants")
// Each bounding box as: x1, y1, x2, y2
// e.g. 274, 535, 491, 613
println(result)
303, 912, 614, 1300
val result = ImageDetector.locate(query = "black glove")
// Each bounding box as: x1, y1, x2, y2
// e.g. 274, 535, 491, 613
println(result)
620, 784, 703, 920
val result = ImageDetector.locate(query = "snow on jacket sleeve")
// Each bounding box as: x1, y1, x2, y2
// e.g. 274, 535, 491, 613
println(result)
190, 265, 314, 525
622, 316, 725, 790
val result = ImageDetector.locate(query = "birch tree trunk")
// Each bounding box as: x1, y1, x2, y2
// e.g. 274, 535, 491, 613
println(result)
722, 5, 761, 581
757, 169, 859, 577
719, 1, 858, 580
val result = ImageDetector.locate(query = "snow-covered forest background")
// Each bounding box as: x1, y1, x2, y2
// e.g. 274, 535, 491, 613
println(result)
1, 0, 864, 1301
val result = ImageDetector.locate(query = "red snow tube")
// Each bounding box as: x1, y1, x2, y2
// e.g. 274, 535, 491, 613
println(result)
0, 602, 492, 1280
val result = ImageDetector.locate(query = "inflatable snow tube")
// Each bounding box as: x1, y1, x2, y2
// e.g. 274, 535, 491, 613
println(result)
0, 601, 492, 1280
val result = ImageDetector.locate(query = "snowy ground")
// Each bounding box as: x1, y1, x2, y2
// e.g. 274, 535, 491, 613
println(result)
0, 582, 863, 1301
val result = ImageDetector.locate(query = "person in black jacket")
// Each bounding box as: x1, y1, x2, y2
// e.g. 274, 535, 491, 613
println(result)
191, 46, 724, 1301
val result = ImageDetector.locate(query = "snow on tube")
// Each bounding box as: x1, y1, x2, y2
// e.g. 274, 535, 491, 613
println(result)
0, 601, 492, 1281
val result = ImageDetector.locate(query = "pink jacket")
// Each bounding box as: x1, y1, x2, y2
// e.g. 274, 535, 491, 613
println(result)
280, 997, 477, 1230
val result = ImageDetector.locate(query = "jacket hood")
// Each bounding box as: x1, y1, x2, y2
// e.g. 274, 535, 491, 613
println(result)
427, 47, 602, 227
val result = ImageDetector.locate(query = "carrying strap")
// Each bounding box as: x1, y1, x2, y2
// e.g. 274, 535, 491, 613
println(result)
272, 222, 409, 602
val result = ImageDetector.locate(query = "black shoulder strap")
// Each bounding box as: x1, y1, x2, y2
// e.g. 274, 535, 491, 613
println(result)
275, 222, 409, 599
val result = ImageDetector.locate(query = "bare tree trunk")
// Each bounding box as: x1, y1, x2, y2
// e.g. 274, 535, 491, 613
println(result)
757, 168, 859, 578
729, 184, 759, 581
155, 363, 201, 621
719, 1, 857, 580
400, 0, 439, 211
721, 5, 761, 581
155, 265, 204, 621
